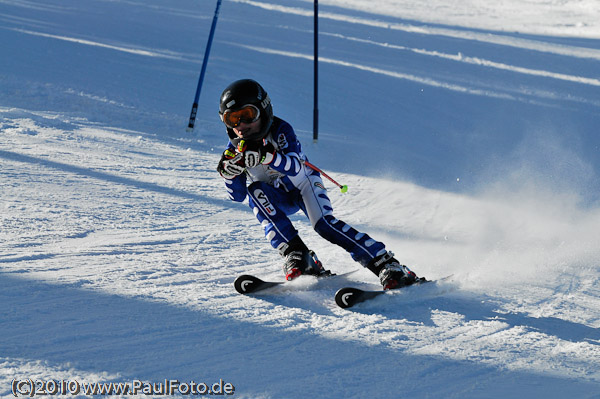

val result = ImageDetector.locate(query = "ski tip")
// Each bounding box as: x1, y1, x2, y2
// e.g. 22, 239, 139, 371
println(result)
334, 287, 364, 309
234, 274, 283, 294
234, 274, 264, 294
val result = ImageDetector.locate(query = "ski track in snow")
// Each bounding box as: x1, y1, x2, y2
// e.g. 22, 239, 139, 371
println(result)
234, 42, 600, 110
234, 0, 600, 58
2, 0, 600, 397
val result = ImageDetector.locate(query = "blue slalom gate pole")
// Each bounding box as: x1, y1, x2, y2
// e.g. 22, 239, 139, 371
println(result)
313, 0, 319, 142
187, 0, 223, 132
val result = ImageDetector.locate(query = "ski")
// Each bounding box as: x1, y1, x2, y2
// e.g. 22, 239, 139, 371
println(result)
335, 277, 430, 309
234, 274, 283, 294
236, 272, 449, 305
234, 270, 336, 295
334, 286, 385, 308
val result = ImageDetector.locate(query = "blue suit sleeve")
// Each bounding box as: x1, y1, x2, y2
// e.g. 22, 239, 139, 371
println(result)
266, 120, 304, 177
220, 141, 247, 202
224, 173, 247, 202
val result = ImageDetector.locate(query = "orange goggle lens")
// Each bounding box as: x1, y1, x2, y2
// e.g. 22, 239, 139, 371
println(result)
222, 105, 260, 128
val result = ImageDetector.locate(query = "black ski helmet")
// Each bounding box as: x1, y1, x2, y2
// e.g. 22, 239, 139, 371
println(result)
219, 79, 273, 144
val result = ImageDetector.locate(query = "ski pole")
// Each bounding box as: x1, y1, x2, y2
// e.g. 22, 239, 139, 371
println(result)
187, 0, 223, 132
303, 160, 348, 193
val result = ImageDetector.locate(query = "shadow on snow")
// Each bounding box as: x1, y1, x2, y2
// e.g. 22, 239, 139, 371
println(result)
2, 273, 598, 399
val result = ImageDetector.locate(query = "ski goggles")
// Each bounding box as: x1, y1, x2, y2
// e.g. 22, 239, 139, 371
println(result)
221, 104, 260, 128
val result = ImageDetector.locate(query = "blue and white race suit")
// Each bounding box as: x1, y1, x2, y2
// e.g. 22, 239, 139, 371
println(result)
222, 117, 387, 267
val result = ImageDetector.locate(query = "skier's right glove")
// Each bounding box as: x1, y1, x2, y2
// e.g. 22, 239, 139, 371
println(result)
238, 139, 276, 168
217, 149, 245, 179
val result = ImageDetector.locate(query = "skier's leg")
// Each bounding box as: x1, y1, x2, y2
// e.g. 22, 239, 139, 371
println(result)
247, 181, 325, 279
298, 174, 387, 267
247, 181, 300, 252
297, 174, 419, 288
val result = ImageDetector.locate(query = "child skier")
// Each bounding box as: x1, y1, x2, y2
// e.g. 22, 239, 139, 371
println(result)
216, 79, 421, 289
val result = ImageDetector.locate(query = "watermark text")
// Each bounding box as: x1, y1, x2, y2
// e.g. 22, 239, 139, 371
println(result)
11, 378, 235, 397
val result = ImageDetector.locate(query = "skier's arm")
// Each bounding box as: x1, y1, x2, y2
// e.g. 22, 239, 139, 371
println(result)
264, 148, 302, 176
242, 121, 303, 176
217, 147, 247, 202
224, 174, 247, 202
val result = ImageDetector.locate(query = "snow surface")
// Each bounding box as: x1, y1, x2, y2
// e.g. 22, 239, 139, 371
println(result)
1, 0, 600, 398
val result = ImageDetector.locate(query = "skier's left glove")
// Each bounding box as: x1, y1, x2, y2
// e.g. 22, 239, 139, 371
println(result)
217, 149, 245, 179
238, 139, 276, 168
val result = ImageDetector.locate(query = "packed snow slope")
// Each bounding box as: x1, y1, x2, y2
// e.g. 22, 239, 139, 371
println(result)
1, 0, 600, 398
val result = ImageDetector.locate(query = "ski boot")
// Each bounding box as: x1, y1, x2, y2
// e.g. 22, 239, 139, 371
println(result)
367, 251, 419, 290
280, 236, 329, 281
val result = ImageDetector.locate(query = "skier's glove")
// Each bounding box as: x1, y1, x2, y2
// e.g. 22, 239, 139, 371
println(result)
238, 139, 276, 168
217, 149, 245, 179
